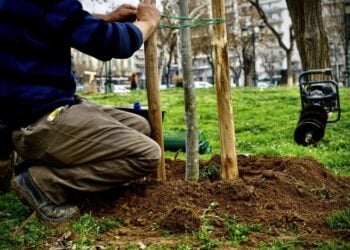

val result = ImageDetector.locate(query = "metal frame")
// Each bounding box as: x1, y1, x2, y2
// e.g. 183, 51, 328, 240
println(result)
298, 68, 341, 123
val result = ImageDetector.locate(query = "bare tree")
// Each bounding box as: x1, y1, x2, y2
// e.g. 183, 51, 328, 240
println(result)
159, 0, 208, 86
178, 0, 199, 181
228, 41, 243, 86
231, 0, 261, 87
286, 0, 330, 70
158, 1, 179, 87
226, 1, 243, 86
260, 50, 282, 80
322, 0, 346, 82
248, 0, 295, 86
191, 0, 214, 83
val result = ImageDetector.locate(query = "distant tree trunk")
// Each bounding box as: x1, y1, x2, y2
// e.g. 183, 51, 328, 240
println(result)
286, 0, 330, 70
243, 47, 253, 87
158, 45, 166, 86
207, 48, 215, 83
206, 0, 215, 84
179, 0, 199, 181
286, 49, 293, 86
166, 34, 177, 87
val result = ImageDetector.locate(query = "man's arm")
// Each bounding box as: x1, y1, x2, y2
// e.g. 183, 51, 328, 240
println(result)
93, 1, 160, 42
47, 0, 160, 60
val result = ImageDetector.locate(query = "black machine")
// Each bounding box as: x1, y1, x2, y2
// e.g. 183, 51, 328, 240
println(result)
294, 68, 341, 146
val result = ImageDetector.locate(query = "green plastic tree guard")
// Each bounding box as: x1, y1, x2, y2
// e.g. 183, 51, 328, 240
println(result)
163, 130, 211, 154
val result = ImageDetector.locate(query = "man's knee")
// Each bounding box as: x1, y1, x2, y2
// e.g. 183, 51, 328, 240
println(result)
139, 117, 151, 136
139, 140, 161, 173
148, 141, 161, 170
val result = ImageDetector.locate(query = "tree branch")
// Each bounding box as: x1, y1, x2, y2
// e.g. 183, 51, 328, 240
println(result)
248, 0, 291, 52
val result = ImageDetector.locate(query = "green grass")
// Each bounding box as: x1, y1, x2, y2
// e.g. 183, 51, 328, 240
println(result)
88, 86, 350, 175
72, 213, 121, 235
314, 240, 350, 249
224, 218, 262, 245
326, 207, 350, 229
259, 238, 305, 250
71, 213, 122, 248
194, 219, 219, 249
0, 192, 52, 249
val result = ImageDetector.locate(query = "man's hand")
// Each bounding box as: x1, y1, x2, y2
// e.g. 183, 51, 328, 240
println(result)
136, 0, 160, 28
94, 4, 137, 23
133, 0, 160, 41
108, 4, 137, 23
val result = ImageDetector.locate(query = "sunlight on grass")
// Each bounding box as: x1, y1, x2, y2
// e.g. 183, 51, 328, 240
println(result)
88, 86, 350, 175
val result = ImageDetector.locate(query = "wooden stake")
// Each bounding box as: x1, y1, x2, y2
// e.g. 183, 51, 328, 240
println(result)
144, 0, 166, 181
211, 0, 239, 180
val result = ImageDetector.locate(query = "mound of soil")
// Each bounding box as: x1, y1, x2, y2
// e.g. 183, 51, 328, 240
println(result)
81, 155, 350, 248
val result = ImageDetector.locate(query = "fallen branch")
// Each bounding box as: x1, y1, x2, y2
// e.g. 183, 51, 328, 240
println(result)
12, 212, 36, 237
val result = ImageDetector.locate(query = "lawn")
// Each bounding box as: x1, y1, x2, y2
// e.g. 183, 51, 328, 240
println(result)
89, 86, 350, 175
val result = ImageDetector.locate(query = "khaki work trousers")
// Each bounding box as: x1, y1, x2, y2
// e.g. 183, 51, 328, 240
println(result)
12, 99, 161, 205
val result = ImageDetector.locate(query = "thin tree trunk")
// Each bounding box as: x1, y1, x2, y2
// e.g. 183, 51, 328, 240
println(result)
286, 50, 293, 86
243, 48, 253, 87
207, 0, 215, 83
166, 34, 177, 87
179, 0, 199, 181
166, 52, 172, 87
158, 45, 166, 86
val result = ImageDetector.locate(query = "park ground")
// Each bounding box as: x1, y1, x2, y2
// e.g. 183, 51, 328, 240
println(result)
1, 86, 350, 249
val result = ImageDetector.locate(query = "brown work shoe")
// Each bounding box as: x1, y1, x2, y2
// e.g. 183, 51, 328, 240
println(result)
13, 170, 79, 222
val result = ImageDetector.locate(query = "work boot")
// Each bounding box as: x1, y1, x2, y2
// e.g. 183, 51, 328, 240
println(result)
13, 170, 79, 222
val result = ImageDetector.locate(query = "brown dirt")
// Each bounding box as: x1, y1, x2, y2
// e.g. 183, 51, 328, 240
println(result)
61, 155, 350, 248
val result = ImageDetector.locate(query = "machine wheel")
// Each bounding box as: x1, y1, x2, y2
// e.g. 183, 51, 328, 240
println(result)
294, 118, 326, 146
299, 105, 328, 124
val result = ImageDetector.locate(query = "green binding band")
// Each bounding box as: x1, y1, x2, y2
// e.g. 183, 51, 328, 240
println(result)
158, 15, 226, 29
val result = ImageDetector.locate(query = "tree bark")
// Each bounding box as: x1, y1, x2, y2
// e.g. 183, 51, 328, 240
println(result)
211, 0, 239, 180
243, 48, 253, 87
286, 50, 293, 86
144, 0, 166, 180
166, 34, 177, 87
179, 0, 199, 181
286, 0, 330, 70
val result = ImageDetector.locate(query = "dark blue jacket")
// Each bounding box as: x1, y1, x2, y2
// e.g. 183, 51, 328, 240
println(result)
0, 0, 143, 128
